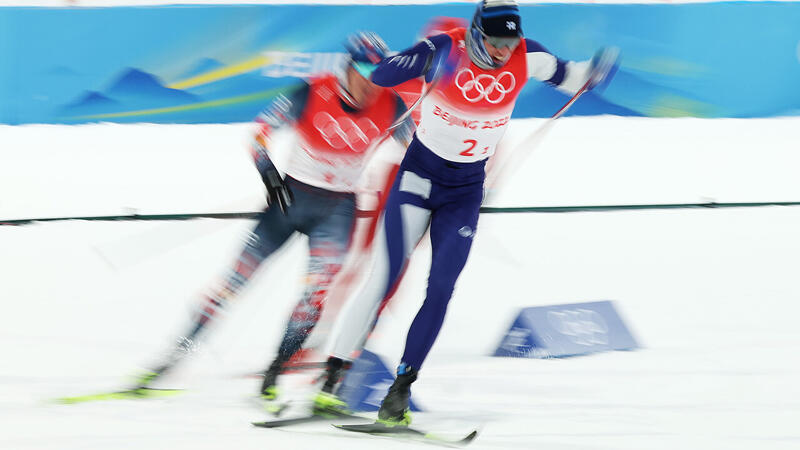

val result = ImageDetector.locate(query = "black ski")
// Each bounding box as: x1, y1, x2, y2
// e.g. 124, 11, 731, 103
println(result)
334, 422, 478, 446
252, 411, 365, 428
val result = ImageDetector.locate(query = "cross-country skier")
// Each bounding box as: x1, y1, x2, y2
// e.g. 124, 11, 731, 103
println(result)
133, 32, 414, 414
312, 0, 620, 424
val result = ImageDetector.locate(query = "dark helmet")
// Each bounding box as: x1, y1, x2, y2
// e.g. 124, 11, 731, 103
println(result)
466, 0, 523, 69
344, 31, 390, 78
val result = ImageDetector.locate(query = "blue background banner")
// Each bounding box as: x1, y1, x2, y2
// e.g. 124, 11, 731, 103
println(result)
1, 2, 799, 124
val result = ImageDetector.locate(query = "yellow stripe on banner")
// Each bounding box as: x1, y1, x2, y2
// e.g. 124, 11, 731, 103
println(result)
168, 55, 273, 90
69, 87, 287, 120
646, 94, 716, 118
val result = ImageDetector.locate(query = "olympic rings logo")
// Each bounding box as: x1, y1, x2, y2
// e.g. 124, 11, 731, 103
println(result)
312, 112, 380, 152
454, 68, 516, 104
546, 308, 610, 346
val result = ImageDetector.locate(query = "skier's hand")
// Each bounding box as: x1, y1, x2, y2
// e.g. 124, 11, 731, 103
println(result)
262, 167, 293, 214
587, 47, 620, 92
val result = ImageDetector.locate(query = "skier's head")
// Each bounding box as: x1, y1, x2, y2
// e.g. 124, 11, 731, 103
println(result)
418, 16, 468, 41
340, 31, 389, 108
467, 0, 523, 69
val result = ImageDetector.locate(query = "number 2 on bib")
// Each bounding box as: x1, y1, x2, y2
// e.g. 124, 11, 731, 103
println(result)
460, 139, 477, 157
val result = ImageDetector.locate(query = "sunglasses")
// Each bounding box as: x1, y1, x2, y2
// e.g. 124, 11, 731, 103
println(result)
482, 33, 520, 50
352, 61, 379, 78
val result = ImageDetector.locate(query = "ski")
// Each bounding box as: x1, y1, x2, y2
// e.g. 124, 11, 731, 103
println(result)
247, 395, 293, 417
54, 387, 183, 404
334, 422, 478, 446
261, 399, 292, 416
252, 411, 366, 428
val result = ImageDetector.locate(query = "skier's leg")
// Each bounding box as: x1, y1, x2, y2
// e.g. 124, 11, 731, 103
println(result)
401, 186, 482, 369
327, 171, 432, 367
313, 171, 431, 414
139, 207, 295, 387
379, 181, 483, 424
188, 208, 296, 341
261, 193, 356, 398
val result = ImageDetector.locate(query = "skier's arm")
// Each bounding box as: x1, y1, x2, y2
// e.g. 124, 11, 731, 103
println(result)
371, 34, 453, 87
524, 39, 592, 95
525, 39, 618, 94
252, 82, 310, 174
252, 82, 310, 213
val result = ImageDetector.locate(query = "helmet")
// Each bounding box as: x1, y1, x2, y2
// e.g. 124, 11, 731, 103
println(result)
418, 16, 468, 40
466, 0, 523, 70
344, 31, 390, 79
337, 32, 389, 108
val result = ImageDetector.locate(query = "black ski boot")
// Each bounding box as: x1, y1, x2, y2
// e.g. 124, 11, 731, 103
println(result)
377, 363, 417, 426
260, 357, 285, 401
312, 357, 351, 416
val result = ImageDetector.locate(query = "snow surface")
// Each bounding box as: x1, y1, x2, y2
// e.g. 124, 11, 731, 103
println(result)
1, 117, 800, 449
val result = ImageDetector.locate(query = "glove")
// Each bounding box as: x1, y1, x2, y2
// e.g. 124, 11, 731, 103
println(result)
262, 166, 293, 214
587, 46, 621, 91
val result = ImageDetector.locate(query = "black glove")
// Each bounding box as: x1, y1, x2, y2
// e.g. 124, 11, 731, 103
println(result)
262, 167, 293, 214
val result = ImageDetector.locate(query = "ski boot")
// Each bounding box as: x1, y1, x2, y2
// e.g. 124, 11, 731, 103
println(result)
132, 370, 161, 390
312, 357, 351, 417
122, 369, 163, 396
260, 359, 284, 401
122, 362, 182, 399
377, 363, 417, 426
129, 335, 198, 392
258, 359, 287, 414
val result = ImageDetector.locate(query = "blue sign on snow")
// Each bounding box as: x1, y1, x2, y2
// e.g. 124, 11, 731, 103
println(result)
493, 301, 638, 358
338, 349, 422, 412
